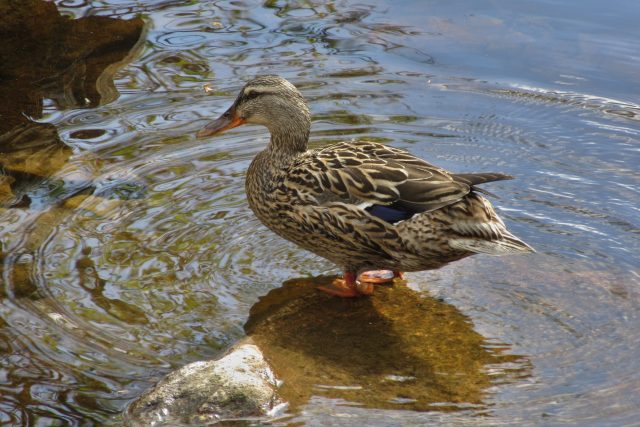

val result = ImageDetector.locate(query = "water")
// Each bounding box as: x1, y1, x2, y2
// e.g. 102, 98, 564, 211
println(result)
1, 0, 639, 425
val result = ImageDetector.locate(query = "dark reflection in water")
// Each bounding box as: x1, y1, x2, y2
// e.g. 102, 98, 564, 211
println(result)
246, 277, 529, 412
0, 0, 638, 426
0, 0, 143, 208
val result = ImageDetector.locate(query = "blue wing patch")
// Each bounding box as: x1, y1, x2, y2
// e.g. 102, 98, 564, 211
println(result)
365, 204, 414, 224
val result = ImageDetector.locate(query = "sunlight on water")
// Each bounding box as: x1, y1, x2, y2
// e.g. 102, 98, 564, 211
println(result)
0, 0, 638, 425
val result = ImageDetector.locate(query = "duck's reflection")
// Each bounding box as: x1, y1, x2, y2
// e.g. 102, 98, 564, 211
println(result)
245, 277, 530, 412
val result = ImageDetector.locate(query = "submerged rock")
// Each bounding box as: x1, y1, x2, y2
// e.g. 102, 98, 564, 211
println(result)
245, 276, 528, 412
125, 340, 285, 426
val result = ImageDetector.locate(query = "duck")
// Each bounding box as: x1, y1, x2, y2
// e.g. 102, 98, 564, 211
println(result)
197, 75, 533, 297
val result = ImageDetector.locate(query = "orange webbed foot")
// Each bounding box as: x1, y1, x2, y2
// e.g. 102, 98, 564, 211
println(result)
358, 270, 402, 284
317, 272, 373, 298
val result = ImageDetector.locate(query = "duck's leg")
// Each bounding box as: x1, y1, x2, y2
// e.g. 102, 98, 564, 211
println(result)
317, 271, 373, 298
358, 270, 405, 284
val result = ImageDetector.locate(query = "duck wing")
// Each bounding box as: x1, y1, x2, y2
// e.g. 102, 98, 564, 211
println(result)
289, 141, 489, 216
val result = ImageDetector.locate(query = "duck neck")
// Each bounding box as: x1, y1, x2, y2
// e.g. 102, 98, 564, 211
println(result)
268, 132, 308, 158
265, 113, 310, 159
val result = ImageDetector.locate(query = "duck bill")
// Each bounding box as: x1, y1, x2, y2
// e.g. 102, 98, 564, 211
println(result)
196, 107, 245, 138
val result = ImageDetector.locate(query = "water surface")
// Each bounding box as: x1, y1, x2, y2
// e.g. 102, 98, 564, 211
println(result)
0, 0, 639, 425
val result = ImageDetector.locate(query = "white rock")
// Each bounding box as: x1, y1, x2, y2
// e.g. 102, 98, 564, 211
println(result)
125, 339, 285, 426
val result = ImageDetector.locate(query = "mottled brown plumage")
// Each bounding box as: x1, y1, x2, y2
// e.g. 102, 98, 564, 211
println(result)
198, 75, 533, 297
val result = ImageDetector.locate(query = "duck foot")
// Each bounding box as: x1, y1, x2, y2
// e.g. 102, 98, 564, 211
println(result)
358, 270, 405, 284
317, 272, 373, 298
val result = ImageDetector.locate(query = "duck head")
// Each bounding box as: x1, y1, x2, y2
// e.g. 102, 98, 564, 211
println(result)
197, 75, 311, 143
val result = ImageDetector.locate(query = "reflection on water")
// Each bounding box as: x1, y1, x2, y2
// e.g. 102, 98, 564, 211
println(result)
245, 277, 529, 412
0, 0, 639, 425
0, 0, 143, 209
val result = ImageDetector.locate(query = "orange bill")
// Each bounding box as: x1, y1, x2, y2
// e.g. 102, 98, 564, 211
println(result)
196, 107, 245, 138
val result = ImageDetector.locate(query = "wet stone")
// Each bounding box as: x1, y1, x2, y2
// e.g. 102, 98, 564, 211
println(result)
125, 340, 285, 426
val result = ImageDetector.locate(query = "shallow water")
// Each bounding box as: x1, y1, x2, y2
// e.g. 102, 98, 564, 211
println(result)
1, 0, 639, 425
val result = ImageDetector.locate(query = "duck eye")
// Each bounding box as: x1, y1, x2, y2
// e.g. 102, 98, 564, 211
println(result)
244, 90, 260, 100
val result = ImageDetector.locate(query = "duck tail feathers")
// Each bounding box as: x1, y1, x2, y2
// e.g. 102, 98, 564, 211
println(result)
449, 231, 535, 255
453, 172, 514, 186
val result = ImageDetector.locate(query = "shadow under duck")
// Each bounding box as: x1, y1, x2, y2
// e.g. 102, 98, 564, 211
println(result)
197, 75, 533, 297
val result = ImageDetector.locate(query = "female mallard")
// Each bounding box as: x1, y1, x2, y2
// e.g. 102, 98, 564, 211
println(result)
198, 75, 533, 297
